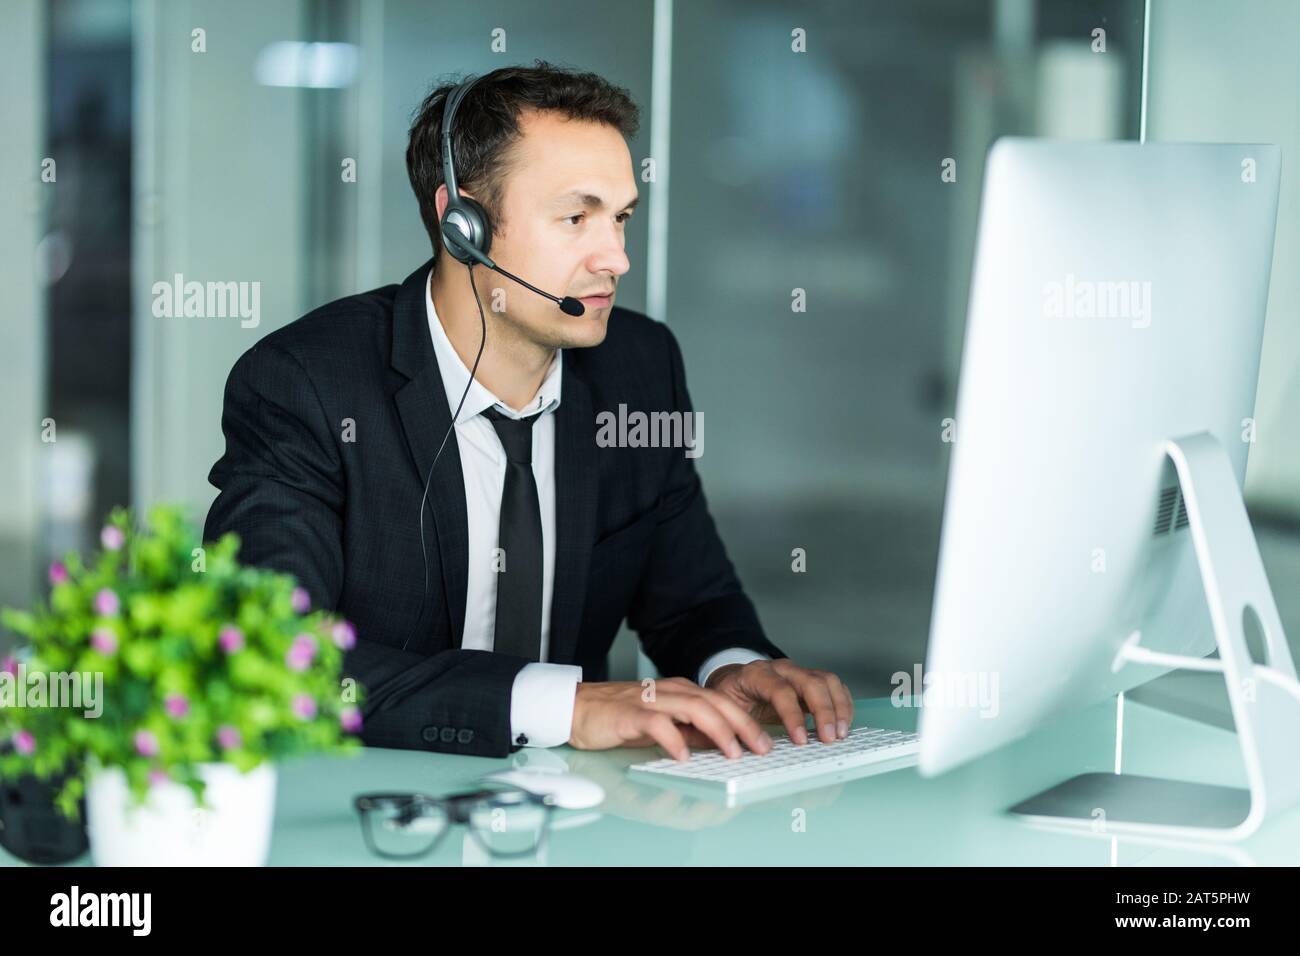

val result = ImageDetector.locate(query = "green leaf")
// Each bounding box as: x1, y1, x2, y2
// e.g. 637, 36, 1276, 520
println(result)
1, 502, 365, 806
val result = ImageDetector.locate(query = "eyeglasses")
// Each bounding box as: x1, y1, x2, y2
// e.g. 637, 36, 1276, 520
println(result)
354, 786, 555, 860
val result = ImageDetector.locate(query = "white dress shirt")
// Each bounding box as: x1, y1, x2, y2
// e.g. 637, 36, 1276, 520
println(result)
425, 271, 768, 748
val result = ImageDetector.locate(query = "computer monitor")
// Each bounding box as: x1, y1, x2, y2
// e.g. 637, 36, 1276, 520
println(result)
917, 139, 1299, 841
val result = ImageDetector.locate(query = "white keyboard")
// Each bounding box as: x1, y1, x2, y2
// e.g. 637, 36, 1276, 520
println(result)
627, 725, 920, 798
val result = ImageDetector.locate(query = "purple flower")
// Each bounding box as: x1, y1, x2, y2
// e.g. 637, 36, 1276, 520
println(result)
164, 693, 189, 718
134, 729, 160, 758
291, 586, 311, 614
0, 656, 16, 677
339, 706, 363, 734
100, 525, 125, 551
48, 561, 69, 586
285, 633, 318, 672
90, 627, 118, 656
94, 588, 120, 617
330, 620, 356, 651
148, 767, 171, 787
218, 624, 245, 653
12, 729, 36, 756
216, 725, 242, 750
291, 694, 317, 720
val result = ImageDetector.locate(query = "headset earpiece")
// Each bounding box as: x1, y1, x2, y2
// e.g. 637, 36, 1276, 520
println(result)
440, 194, 492, 264
439, 76, 494, 265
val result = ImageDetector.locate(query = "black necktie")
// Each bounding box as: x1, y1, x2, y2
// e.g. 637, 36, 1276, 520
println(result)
482, 405, 546, 661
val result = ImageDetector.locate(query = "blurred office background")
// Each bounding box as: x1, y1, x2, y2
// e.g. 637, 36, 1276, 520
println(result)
2, 0, 1298, 709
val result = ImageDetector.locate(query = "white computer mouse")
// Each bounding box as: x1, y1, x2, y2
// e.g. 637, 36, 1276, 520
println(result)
483, 769, 605, 810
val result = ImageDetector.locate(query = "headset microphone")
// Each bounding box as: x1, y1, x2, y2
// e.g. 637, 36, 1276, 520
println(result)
440, 224, 586, 316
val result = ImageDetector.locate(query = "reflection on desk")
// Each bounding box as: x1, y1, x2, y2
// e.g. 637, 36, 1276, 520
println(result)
5, 695, 1298, 866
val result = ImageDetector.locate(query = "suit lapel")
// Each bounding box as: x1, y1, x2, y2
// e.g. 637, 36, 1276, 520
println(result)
389, 258, 599, 662
391, 260, 469, 647
548, 357, 598, 666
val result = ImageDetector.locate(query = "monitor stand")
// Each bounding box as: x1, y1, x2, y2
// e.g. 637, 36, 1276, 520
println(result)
1008, 431, 1300, 842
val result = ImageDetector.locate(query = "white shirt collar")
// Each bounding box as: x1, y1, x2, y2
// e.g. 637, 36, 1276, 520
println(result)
425, 268, 563, 421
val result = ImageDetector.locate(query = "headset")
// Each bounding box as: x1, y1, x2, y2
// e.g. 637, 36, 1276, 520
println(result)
403, 74, 586, 652
438, 76, 587, 316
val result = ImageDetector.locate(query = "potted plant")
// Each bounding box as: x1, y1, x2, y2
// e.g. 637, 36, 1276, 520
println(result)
0, 504, 364, 866
0, 716, 89, 865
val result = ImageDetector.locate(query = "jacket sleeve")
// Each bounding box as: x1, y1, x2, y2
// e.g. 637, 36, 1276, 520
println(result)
626, 323, 788, 680
203, 341, 529, 757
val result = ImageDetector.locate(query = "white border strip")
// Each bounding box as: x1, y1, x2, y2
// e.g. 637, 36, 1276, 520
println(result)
131, 0, 159, 512
1114, 690, 1125, 775
646, 0, 673, 323
637, 0, 674, 682
1139, 0, 1151, 143
357, 0, 385, 290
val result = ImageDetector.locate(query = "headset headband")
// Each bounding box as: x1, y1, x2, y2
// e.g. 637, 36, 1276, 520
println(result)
441, 76, 480, 206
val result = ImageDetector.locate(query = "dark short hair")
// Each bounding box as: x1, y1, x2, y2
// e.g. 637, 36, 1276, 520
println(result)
406, 60, 641, 265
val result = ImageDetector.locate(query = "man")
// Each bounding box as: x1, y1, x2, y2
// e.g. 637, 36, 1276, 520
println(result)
205, 61, 853, 762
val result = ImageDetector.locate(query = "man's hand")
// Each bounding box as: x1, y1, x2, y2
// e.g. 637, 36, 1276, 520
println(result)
704, 659, 853, 745
567, 678, 775, 762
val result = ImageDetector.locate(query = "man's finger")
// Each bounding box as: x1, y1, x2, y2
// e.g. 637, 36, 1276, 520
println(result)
641, 712, 690, 762
759, 678, 809, 744
787, 672, 840, 743
663, 694, 744, 758
675, 682, 772, 755
824, 672, 855, 737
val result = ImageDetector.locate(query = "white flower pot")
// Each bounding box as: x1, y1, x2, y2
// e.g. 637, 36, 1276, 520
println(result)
86, 762, 277, 866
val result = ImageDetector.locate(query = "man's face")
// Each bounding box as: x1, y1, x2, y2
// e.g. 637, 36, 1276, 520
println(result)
476, 108, 637, 349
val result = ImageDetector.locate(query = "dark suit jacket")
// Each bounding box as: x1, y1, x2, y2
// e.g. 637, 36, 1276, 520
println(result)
204, 258, 786, 757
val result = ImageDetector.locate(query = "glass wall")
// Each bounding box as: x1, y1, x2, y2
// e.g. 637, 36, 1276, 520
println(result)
663, 0, 1145, 690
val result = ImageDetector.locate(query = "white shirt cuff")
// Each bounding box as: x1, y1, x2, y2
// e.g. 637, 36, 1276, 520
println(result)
509, 662, 582, 748
698, 648, 770, 688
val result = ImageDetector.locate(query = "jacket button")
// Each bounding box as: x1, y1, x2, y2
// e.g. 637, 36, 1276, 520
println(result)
421, 726, 439, 742
457, 729, 473, 744
440, 727, 457, 743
